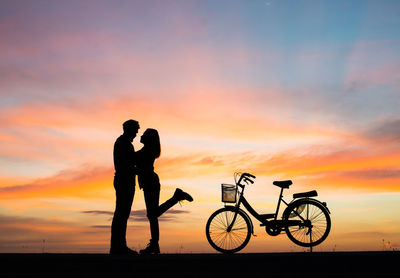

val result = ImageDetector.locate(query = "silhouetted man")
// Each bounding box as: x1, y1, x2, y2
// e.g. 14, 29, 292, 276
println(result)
110, 119, 140, 255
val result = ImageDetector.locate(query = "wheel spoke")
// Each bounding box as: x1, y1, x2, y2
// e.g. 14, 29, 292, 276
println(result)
285, 201, 330, 247
206, 208, 251, 253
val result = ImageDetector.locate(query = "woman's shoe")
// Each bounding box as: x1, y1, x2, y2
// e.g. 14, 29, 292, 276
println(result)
140, 241, 160, 255
174, 188, 193, 202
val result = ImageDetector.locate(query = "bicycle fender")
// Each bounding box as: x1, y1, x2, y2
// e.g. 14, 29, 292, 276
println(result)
307, 198, 331, 214
225, 206, 255, 236
284, 198, 331, 218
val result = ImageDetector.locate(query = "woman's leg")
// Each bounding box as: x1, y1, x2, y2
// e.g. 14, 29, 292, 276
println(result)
143, 185, 160, 243
141, 183, 161, 254
158, 188, 193, 216
157, 195, 178, 217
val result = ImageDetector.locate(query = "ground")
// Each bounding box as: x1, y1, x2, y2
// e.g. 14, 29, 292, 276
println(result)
1, 252, 398, 278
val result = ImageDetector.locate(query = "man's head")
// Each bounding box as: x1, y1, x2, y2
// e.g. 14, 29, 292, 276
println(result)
122, 119, 140, 142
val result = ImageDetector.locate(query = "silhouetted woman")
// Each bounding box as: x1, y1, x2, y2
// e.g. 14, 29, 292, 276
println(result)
136, 128, 193, 254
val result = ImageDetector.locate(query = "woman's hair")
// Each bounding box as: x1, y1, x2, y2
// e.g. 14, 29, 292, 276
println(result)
142, 128, 161, 158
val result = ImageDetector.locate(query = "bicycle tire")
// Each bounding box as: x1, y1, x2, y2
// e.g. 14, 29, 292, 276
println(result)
205, 207, 251, 253
283, 199, 331, 247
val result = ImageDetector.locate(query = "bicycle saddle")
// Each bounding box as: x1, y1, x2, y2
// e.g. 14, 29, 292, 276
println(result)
273, 180, 292, 188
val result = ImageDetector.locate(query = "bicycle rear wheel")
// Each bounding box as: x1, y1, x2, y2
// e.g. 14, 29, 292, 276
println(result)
205, 207, 251, 254
283, 199, 331, 247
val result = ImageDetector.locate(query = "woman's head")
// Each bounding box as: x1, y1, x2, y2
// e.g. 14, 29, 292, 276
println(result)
140, 128, 161, 158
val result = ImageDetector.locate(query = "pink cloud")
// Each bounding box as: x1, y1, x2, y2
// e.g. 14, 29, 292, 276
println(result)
344, 40, 400, 89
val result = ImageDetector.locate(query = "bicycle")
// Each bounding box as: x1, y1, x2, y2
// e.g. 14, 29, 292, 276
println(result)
205, 172, 331, 253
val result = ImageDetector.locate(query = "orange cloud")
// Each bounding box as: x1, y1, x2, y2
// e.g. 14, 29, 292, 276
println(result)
2, 144, 399, 203
0, 165, 113, 200
1, 88, 399, 197
252, 146, 400, 192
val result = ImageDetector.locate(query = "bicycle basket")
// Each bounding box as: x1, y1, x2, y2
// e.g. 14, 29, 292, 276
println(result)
221, 184, 237, 203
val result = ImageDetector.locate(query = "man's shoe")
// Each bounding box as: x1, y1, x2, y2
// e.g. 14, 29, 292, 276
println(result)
140, 242, 160, 255
110, 246, 138, 255
174, 188, 193, 202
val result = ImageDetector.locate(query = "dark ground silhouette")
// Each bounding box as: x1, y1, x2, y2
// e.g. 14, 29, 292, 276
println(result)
1, 251, 398, 278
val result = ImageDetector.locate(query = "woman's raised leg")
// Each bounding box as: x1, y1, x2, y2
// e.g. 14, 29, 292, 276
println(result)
158, 188, 193, 216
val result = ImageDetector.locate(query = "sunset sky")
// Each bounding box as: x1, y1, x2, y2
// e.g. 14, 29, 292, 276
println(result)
1, 0, 400, 253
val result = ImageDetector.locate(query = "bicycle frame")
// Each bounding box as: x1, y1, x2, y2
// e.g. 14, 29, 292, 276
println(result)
239, 188, 288, 224
235, 184, 289, 222
227, 182, 304, 234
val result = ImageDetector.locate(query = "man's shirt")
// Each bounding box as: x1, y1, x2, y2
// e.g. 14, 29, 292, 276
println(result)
113, 134, 136, 177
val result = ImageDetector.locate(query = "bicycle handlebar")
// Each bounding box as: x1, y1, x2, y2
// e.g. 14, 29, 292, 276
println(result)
243, 173, 256, 179
237, 172, 256, 187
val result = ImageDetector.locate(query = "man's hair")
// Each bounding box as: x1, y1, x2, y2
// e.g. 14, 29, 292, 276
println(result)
123, 119, 139, 132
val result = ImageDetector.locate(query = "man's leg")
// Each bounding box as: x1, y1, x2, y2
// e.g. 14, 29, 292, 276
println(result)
110, 176, 135, 251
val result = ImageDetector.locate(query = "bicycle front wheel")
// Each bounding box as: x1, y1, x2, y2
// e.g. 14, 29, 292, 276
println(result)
283, 199, 331, 247
205, 207, 251, 254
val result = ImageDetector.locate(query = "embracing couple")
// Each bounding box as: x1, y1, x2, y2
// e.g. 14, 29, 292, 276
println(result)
110, 119, 193, 255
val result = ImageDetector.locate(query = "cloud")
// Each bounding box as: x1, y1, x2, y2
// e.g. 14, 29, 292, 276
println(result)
0, 89, 346, 182
81, 210, 113, 216
249, 143, 400, 192
337, 231, 386, 238
0, 213, 116, 252
0, 165, 113, 199
364, 118, 400, 143
90, 225, 110, 229
0, 213, 82, 237
344, 40, 400, 90
82, 209, 191, 222
131, 209, 191, 222
340, 168, 400, 180
2, 134, 400, 202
